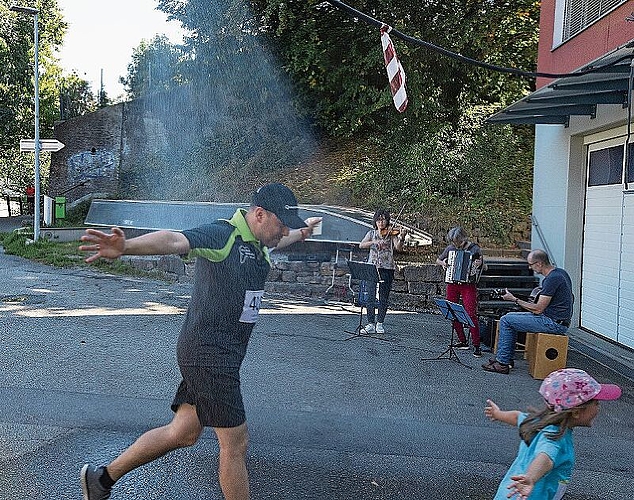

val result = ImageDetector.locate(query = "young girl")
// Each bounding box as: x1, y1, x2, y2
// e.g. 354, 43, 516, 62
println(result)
485, 368, 622, 499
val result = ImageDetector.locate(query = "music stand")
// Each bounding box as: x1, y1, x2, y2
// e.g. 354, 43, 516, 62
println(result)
422, 298, 474, 369
344, 261, 389, 342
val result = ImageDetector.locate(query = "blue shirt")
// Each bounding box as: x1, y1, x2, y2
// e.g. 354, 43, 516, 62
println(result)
541, 268, 573, 321
494, 413, 574, 500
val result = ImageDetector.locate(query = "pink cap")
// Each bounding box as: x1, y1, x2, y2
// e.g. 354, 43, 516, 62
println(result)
539, 368, 622, 412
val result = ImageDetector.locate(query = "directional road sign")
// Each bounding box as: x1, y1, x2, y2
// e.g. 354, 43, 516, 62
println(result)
19, 139, 65, 153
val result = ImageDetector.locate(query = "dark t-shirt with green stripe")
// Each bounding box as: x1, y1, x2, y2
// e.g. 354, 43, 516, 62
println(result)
177, 209, 271, 369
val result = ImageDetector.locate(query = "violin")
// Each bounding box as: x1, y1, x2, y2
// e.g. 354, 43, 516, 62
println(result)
379, 205, 408, 239
380, 228, 401, 238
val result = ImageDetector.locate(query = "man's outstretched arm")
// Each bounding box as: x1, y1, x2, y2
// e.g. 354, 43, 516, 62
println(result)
79, 227, 191, 263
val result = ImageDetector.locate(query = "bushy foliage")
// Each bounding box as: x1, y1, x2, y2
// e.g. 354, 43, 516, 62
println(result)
120, 34, 190, 100
151, 0, 537, 243
345, 107, 533, 242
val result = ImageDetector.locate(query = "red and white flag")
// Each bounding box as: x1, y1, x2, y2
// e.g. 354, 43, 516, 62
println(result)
380, 25, 408, 113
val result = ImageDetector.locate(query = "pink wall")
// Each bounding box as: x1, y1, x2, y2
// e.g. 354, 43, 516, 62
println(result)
537, 0, 634, 88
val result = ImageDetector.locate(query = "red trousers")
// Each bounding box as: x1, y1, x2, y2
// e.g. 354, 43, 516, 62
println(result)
446, 282, 480, 346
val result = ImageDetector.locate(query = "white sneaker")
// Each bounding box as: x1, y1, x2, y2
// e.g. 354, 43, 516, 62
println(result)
375, 323, 385, 334
362, 323, 376, 334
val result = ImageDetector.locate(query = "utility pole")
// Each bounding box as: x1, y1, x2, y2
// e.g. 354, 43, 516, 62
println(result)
11, 4, 41, 240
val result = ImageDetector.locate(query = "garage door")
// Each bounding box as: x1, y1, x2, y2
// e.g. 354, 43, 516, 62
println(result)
581, 138, 634, 348
618, 193, 634, 348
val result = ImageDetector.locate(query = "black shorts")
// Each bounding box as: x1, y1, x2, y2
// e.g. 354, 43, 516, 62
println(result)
171, 365, 245, 428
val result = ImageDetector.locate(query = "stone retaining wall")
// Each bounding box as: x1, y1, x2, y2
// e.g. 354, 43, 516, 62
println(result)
120, 248, 445, 312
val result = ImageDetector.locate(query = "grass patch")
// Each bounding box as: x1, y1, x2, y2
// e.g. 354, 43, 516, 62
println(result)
0, 230, 175, 281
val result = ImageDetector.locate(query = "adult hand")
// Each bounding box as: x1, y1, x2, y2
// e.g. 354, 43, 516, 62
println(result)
305, 216, 322, 233
300, 217, 323, 239
79, 227, 126, 263
502, 289, 515, 302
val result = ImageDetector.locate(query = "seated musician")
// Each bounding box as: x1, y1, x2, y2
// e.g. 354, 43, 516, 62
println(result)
482, 249, 573, 375
436, 227, 483, 357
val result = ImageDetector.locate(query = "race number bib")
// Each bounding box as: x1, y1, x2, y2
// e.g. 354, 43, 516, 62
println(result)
239, 290, 264, 323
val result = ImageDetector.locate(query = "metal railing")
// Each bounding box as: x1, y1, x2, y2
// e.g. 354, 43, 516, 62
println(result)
530, 214, 556, 267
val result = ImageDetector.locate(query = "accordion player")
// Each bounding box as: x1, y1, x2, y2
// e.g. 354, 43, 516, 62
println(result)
436, 227, 483, 356
444, 249, 482, 284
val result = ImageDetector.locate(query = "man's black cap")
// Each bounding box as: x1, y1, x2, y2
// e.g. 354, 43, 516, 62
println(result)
252, 183, 307, 229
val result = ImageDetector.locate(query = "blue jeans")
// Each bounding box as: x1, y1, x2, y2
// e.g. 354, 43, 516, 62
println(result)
496, 312, 568, 365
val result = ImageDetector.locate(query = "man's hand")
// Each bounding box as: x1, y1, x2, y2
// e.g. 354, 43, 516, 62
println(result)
301, 217, 323, 239
501, 288, 516, 302
79, 227, 126, 263
277, 217, 324, 249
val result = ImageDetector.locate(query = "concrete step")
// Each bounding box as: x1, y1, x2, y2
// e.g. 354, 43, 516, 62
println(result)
478, 287, 539, 300
479, 275, 540, 287
485, 248, 524, 258
517, 240, 531, 250
483, 261, 532, 276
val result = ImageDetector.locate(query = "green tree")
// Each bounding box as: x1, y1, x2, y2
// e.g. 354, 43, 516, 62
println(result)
120, 34, 188, 100
59, 71, 98, 120
145, 1, 539, 242
155, 0, 539, 132
0, 0, 66, 194
150, 0, 538, 242
249, 0, 539, 135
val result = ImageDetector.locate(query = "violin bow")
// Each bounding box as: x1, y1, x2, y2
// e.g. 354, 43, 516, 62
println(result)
384, 205, 406, 239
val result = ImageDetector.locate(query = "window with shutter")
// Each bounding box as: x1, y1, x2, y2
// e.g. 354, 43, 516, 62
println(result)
562, 0, 626, 42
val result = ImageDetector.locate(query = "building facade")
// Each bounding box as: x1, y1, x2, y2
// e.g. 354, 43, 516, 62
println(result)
490, 0, 634, 349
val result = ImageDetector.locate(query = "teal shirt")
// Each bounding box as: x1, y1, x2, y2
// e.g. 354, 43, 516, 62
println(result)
495, 413, 574, 500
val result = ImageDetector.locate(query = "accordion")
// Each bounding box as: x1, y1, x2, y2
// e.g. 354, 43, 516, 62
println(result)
445, 250, 478, 284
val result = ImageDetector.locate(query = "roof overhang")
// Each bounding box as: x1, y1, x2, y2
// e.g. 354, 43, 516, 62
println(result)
487, 44, 634, 126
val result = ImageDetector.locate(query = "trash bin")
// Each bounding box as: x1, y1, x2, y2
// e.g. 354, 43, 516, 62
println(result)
54, 196, 66, 220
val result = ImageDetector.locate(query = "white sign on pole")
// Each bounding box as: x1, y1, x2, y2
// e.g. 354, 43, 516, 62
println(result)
19, 139, 65, 152
43, 195, 53, 226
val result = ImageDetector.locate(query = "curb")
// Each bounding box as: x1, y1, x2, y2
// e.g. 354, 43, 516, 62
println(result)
569, 336, 634, 382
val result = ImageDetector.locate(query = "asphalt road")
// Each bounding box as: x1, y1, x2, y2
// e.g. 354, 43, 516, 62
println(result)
0, 231, 632, 499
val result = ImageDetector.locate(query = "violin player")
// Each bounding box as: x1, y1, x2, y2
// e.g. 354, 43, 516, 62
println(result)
358, 208, 408, 334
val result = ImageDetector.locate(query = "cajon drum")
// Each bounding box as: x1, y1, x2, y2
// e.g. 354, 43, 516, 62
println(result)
529, 333, 568, 379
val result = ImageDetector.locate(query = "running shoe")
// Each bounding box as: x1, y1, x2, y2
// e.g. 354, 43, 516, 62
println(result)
80, 464, 111, 500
